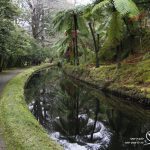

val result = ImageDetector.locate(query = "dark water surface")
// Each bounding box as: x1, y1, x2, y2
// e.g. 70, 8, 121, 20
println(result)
25, 67, 150, 150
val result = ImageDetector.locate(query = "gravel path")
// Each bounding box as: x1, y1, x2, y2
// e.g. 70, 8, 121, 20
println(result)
0, 69, 23, 150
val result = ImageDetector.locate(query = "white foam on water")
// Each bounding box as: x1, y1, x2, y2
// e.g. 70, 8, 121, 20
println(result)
50, 132, 87, 150
49, 117, 111, 150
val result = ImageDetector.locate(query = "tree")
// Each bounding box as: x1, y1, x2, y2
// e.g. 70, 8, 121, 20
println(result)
53, 8, 89, 65
26, 0, 46, 44
83, 4, 101, 68
91, 0, 140, 67
0, 0, 19, 71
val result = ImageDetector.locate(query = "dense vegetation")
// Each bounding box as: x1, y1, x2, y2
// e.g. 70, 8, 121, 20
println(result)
53, 0, 150, 68
0, 0, 150, 71
0, 0, 54, 72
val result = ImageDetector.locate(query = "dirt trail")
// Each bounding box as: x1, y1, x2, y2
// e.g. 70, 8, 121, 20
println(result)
0, 69, 23, 150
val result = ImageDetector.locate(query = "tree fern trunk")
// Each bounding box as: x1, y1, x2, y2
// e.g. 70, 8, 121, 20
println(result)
73, 13, 79, 65
72, 38, 76, 65
88, 22, 100, 68
96, 34, 100, 67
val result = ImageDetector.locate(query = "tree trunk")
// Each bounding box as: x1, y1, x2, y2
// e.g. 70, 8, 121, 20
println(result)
96, 34, 100, 68
72, 38, 76, 65
88, 22, 100, 68
73, 13, 79, 65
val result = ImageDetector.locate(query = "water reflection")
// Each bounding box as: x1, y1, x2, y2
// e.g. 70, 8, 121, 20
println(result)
25, 68, 150, 150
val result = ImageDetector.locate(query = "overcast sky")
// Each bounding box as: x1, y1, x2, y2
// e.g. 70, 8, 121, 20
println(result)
67, 0, 93, 6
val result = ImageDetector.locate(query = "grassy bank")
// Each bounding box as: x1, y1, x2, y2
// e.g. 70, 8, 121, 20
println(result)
63, 57, 150, 107
0, 64, 62, 150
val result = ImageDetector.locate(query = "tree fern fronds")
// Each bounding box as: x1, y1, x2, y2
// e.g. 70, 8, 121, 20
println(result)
92, 0, 111, 14
78, 16, 89, 34
53, 10, 73, 32
102, 11, 124, 50
83, 4, 94, 20
113, 0, 139, 18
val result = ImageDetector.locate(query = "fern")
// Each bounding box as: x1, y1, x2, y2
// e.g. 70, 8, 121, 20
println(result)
113, 0, 139, 18
78, 16, 89, 35
53, 10, 73, 32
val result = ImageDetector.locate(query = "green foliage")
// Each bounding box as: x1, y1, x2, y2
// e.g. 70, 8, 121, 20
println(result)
0, 0, 17, 54
52, 8, 89, 62
64, 57, 150, 99
53, 8, 89, 34
0, 0, 19, 19
53, 10, 73, 32
92, 0, 111, 14
0, 0, 19, 70
0, 24, 51, 68
52, 0, 143, 65
92, 0, 139, 18
114, 0, 139, 17
90, 0, 140, 63
102, 11, 124, 49
0, 0, 52, 70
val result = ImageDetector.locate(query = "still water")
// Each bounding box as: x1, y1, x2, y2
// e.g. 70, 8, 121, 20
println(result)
25, 67, 150, 150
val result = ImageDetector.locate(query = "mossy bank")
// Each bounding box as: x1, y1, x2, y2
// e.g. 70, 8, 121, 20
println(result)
63, 58, 150, 108
0, 64, 62, 150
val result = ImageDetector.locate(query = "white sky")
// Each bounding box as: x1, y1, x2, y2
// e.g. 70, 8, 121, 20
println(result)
67, 0, 93, 6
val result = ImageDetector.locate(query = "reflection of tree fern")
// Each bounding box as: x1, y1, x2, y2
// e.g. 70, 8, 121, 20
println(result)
53, 79, 102, 140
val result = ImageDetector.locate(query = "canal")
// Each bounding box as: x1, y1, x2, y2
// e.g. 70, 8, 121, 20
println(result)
25, 67, 150, 150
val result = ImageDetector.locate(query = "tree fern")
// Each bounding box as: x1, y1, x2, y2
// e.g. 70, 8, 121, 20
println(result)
53, 8, 89, 62
91, 0, 139, 52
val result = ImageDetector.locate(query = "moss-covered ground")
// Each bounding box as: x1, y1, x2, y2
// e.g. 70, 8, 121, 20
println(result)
63, 56, 150, 104
0, 64, 62, 150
